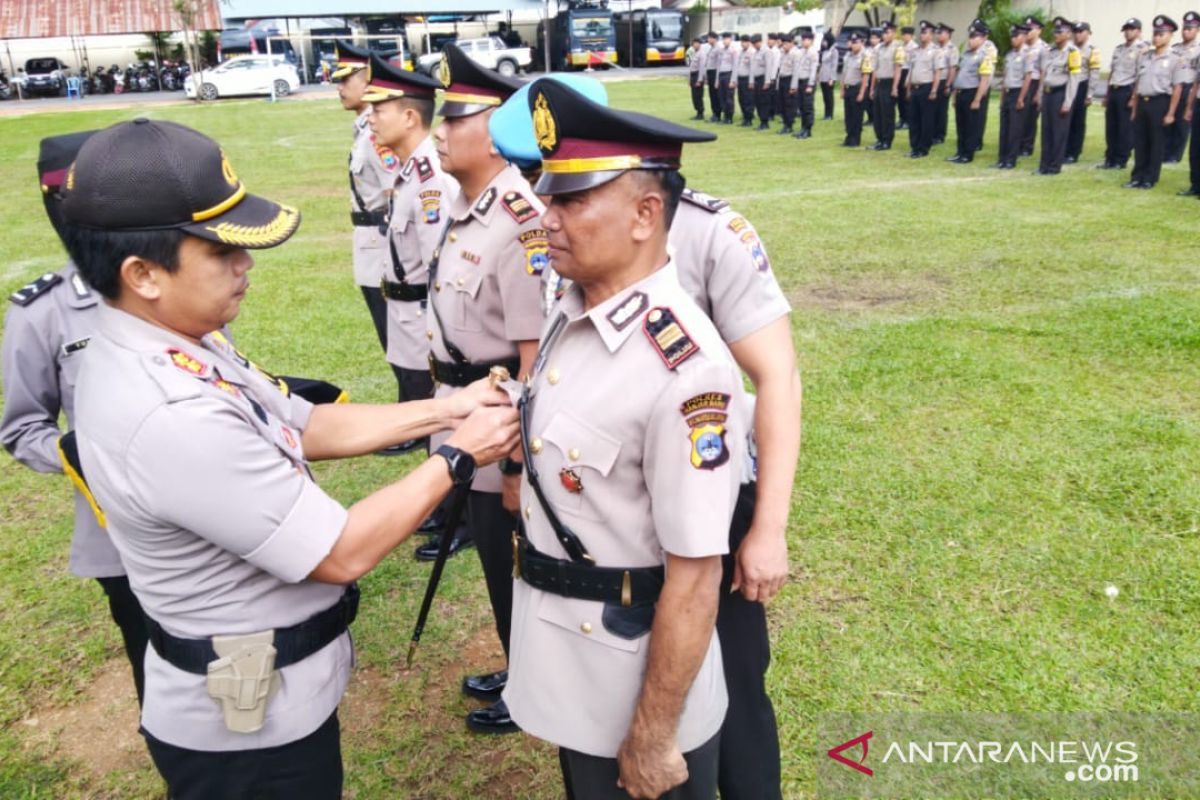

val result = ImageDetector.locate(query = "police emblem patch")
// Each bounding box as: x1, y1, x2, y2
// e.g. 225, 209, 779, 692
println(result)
420, 190, 442, 224
502, 191, 539, 224
688, 423, 730, 470
740, 230, 771, 272
559, 467, 583, 494
519, 229, 550, 275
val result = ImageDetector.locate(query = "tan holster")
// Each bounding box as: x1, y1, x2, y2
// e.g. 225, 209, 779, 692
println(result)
206, 630, 281, 734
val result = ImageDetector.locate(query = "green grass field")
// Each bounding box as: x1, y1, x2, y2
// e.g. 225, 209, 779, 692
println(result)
0, 79, 1198, 799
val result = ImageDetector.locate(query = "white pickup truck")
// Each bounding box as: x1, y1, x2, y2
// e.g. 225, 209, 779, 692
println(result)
417, 36, 533, 77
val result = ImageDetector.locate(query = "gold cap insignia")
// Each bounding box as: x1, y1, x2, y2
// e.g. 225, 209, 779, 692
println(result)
220, 150, 239, 188
533, 92, 557, 152
438, 56, 451, 88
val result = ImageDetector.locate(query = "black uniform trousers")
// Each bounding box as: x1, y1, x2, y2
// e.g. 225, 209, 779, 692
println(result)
561, 732, 721, 800
843, 85, 865, 145
706, 69, 720, 118
1166, 82, 1193, 161
820, 80, 836, 119
96, 575, 148, 707
1104, 84, 1135, 166
690, 73, 705, 115
1132, 94, 1170, 186
1039, 86, 1070, 172
1190, 103, 1200, 191
954, 88, 985, 159
360, 285, 405, 398
873, 78, 896, 145
998, 88, 1024, 164
755, 77, 772, 125
770, 75, 782, 119
979, 86, 991, 146
718, 71, 734, 121
898, 70, 911, 124
716, 482, 782, 800
1020, 78, 1041, 152
469, 491, 517, 657
737, 75, 754, 122
908, 83, 935, 154
144, 711, 343, 800
1066, 80, 1089, 159
796, 80, 814, 130
778, 81, 797, 129
934, 84, 951, 141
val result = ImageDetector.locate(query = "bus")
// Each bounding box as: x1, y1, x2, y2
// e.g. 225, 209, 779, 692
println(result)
614, 9, 688, 67
536, 1, 617, 71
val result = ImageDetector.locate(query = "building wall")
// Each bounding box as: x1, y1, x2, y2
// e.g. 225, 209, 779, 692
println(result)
688, 7, 825, 41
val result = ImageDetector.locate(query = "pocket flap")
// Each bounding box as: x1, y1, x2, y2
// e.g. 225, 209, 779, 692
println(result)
541, 411, 621, 477
536, 593, 642, 653
447, 270, 484, 299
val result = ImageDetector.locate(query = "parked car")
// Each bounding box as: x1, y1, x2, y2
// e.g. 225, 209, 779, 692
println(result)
21, 58, 71, 97
185, 55, 300, 100
417, 36, 532, 77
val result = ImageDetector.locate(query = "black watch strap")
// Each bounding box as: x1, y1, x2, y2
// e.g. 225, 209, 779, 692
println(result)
434, 444, 476, 486
499, 457, 524, 476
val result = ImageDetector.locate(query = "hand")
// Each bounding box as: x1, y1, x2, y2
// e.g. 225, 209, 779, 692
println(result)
444, 406, 519, 467
1164, 113, 1176, 127
440, 378, 512, 422
1016, 98, 1025, 110
789, 88, 797, 95
807, 86, 814, 94
971, 100, 980, 111
1187, 107, 1195, 122
1060, 104, 1070, 117
617, 732, 688, 799
732, 525, 789, 603
501, 470, 521, 513
890, 89, 898, 98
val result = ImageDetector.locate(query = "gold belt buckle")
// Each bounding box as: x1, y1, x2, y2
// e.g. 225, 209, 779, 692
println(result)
512, 530, 522, 580
620, 570, 632, 608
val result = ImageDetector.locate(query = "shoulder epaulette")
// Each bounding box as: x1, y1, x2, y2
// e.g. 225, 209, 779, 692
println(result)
501, 190, 539, 224
416, 157, 434, 183
680, 187, 730, 213
643, 306, 699, 370
9, 273, 62, 306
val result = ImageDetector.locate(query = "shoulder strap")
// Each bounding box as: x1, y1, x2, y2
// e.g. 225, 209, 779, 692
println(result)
425, 223, 470, 365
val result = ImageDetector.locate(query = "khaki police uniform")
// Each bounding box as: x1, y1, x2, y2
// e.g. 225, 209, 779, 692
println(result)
1105, 37, 1149, 167
819, 43, 839, 119
872, 39, 902, 147
690, 43, 707, 117
350, 111, 401, 363
1021, 37, 1049, 153
1037, 41, 1082, 173
951, 41, 995, 161
1067, 38, 1102, 160
1131, 45, 1187, 187
737, 42, 755, 125
842, 47, 870, 146
999, 41, 1033, 166
767, 41, 783, 120
907, 41, 946, 156
1166, 35, 1200, 160
776, 45, 800, 133
936, 39, 959, 142
718, 40, 738, 122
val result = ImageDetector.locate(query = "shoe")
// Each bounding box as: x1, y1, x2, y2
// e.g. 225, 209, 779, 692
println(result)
462, 669, 507, 701
777, 127, 791, 135
1177, 187, 1200, 197
757, 124, 769, 131
417, 514, 443, 537
741, 119, 754, 127
691, 113, 704, 121
1121, 180, 1144, 189
897, 122, 908, 130
1019, 149, 1033, 157
724, 119, 734, 125
946, 155, 965, 163
932, 138, 944, 145
414, 525, 473, 561
466, 699, 519, 735
1164, 157, 1180, 164
989, 161, 1005, 169
998, 162, 1015, 170
909, 151, 927, 159
823, 115, 834, 121
1064, 155, 1078, 164
1136, 181, 1154, 189
708, 115, 720, 123
793, 130, 810, 139
1095, 162, 1116, 170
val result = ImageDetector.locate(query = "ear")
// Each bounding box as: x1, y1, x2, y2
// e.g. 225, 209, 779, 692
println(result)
630, 186, 664, 245
119, 255, 164, 301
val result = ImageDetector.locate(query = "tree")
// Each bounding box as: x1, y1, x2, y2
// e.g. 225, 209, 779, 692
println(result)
173, 0, 207, 99
843, 0, 917, 31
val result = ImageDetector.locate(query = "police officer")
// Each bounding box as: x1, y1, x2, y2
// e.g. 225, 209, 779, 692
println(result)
1183, 37, 1200, 196
767, 32, 783, 121
994, 22, 1033, 170
869, 21, 902, 150
1033, 17, 1082, 175
934, 23, 959, 144
864, 28, 881, 128
1126, 16, 1187, 189
719, 31, 738, 124
1166, 12, 1200, 162
1020, 17, 1047, 156
689, 37, 707, 120
507, 75, 743, 800
947, 22, 995, 164
737, 34, 755, 126
819, 31, 839, 121
2, 130, 149, 709
898, 26, 917, 129
906, 21, 945, 158
1065, 21, 1101, 164
1100, 19, 1148, 170
428, 44, 548, 733
704, 31, 721, 121
751, 34, 772, 130
776, 35, 801, 135
793, 29, 820, 139
841, 32, 870, 147
60, 118, 517, 799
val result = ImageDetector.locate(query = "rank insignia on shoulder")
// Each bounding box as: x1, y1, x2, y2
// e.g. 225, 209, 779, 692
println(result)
501, 191, 539, 224
606, 291, 648, 332
475, 187, 498, 216
61, 337, 91, 357
166, 347, 209, 377
519, 229, 549, 275
680, 187, 730, 213
9, 273, 62, 306
420, 190, 442, 224
70, 273, 92, 300
416, 157, 434, 183
643, 306, 699, 370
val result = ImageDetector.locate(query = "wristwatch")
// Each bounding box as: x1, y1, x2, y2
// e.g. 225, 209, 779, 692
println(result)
499, 457, 524, 476
434, 445, 477, 487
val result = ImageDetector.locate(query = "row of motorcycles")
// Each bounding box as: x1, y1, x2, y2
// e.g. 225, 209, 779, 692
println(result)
83, 61, 192, 95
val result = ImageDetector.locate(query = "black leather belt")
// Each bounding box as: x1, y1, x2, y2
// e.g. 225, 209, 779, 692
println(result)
381, 278, 427, 302
1043, 84, 1065, 94
350, 210, 386, 227
429, 356, 519, 388
1141, 94, 1166, 102
144, 585, 360, 676
514, 534, 664, 607
913, 82, 931, 89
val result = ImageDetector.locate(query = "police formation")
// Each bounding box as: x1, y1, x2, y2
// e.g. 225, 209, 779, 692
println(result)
2, 35, 801, 800
688, 13, 1200, 193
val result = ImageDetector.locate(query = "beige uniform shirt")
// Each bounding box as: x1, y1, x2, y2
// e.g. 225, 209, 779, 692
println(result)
427, 164, 547, 493
505, 261, 742, 757
874, 41, 899, 80
797, 44, 820, 84
1003, 43, 1032, 90
74, 304, 351, 751
1077, 41, 1101, 99
1039, 42, 1082, 106
1173, 38, 1200, 85
1136, 48, 1187, 96
954, 43, 995, 90
350, 111, 400, 287
1110, 40, 1148, 87
843, 49, 867, 87
750, 46, 767, 79
385, 135, 459, 370
908, 43, 945, 84
1026, 38, 1048, 80
777, 47, 799, 89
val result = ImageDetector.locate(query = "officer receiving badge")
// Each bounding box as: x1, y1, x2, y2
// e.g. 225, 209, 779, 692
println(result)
519, 229, 550, 275
420, 190, 442, 224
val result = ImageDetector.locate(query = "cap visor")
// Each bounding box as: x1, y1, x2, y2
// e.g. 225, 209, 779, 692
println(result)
535, 169, 628, 195
330, 64, 362, 81
362, 88, 402, 103
438, 100, 499, 118
184, 192, 301, 250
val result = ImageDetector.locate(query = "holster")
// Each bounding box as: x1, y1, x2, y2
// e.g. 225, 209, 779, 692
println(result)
206, 630, 280, 734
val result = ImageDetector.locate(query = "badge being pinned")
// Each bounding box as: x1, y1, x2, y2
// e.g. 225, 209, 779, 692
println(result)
420, 190, 442, 224
559, 467, 583, 494
520, 229, 550, 276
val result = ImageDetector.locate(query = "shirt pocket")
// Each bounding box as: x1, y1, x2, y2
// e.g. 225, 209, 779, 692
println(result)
447, 269, 484, 333
540, 411, 621, 520
536, 592, 642, 654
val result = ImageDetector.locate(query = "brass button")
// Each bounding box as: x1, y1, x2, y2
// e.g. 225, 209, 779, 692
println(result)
524, 506, 532, 520
568, 448, 580, 461
448, 232, 458, 243
434, 281, 442, 291
415, 309, 422, 318
426, 330, 433, 340
547, 368, 560, 385
531, 437, 543, 454
456, 277, 464, 287
580, 622, 593, 634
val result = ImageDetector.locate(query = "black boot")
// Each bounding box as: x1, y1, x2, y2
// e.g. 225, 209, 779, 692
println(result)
466, 699, 520, 735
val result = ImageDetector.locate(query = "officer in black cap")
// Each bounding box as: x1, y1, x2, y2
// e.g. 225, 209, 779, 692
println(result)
934, 23, 958, 144
1101, 18, 1148, 170
1020, 17, 1047, 156
1127, 15, 1187, 189
1166, 11, 1200, 162
1065, 21, 1100, 164
897, 25, 916, 128
1184, 15, 1200, 196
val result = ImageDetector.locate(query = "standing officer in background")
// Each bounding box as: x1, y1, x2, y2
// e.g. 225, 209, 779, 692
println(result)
906, 21, 945, 158
775, 34, 801, 136
1033, 17, 1082, 176
1182, 33, 1200, 196
428, 44, 548, 734
689, 37, 707, 120
994, 22, 1033, 170
1100, 19, 1147, 170
897, 26, 917, 129
1065, 21, 1100, 164
62, 118, 517, 799
704, 31, 721, 122
869, 21, 902, 151
864, 29, 880, 129
719, 31, 738, 124
737, 34, 755, 127
841, 32, 870, 148
751, 34, 772, 130
2, 130, 149, 709
767, 32, 783, 122
819, 31, 839, 121
792, 29, 820, 139
934, 24, 958, 145
1126, 16, 1187, 189
946, 21, 995, 164
1166, 12, 1200, 162
1020, 17, 1047, 157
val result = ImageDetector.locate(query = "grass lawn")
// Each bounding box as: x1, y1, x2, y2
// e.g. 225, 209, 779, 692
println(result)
0, 79, 1198, 799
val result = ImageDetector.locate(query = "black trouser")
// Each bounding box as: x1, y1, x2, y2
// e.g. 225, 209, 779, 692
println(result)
1166, 82, 1193, 160
843, 85, 865, 145
1039, 86, 1070, 172
898, 70, 911, 124
1104, 84, 1135, 166
979, 86, 991, 146
716, 483, 781, 800
360, 285, 402, 398
954, 88, 985, 159
706, 69, 719, 117
935, 83, 951, 140
690, 74, 705, 114
755, 77, 772, 125
778, 80, 797, 128
1066, 80, 1089, 159
796, 80, 814, 130
873, 77, 896, 144
1190, 104, 1200, 190
144, 711, 343, 800
821, 81, 835, 118
561, 732, 721, 800
770, 76, 782, 118
908, 83, 935, 153
1020, 78, 1041, 152
737, 75, 754, 122
96, 575, 148, 707
999, 88, 1024, 164
469, 491, 517, 658
1132, 93, 1170, 186
718, 72, 734, 121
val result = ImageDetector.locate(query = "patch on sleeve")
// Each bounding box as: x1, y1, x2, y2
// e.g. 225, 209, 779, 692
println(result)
9, 273, 62, 306
416, 157, 434, 183
519, 229, 550, 275
420, 190, 442, 224
606, 291, 648, 332
374, 138, 399, 171
166, 347, 211, 377
729, 217, 771, 272
501, 191, 539, 224
643, 306, 699, 370
680, 187, 730, 213
1067, 49, 1082, 74
687, 414, 730, 470
680, 392, 731, 417
474, 187, 498, 216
